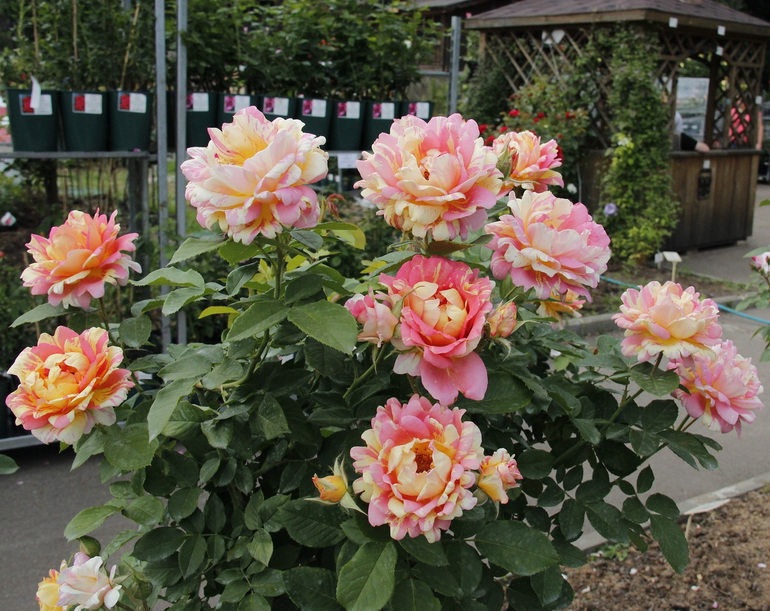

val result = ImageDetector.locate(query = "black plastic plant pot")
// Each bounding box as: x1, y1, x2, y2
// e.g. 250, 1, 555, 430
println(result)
184, 92, 218, 148
362, 100, 398, 151
260, 96, 298, 121
6, 88, 60, 152
328, 100, 365, 151
296, 98, 333, 140
217, 93, 261, 127
60, 91, 109, 152
109, 90, 153, 151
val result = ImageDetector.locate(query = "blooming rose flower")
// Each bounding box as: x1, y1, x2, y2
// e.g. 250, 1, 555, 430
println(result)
355, 114, 503, 241
487, 301, 518, 338
181, 106, 328, 243
21, 210, 141, 309
57, 553, 121, 610
485, 191, 611, 300
6, 327, 133, 445
350, 395, 482, 542
492, 130, 563, 192
670, 340, 763, 435
477, 449, 522, 503
750, 251, 770, 274
36, 565, 65, 611
537, 289, 585, 323
380, 255, 494, 405
344, 290, 398, 347
612, 281, 722, 362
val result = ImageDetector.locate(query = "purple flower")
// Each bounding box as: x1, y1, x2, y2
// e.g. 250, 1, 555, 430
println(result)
603, 202, 618, 217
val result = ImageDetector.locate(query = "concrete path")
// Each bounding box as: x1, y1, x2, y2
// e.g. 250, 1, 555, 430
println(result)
2, 188, 770, 610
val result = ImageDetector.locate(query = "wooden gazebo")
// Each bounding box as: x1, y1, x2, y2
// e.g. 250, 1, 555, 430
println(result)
466, 0, 770, 251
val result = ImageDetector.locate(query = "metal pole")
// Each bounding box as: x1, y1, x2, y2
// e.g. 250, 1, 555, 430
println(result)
449, 16, 462, 114
154, 0, 172, 350
175, 0, 188, 345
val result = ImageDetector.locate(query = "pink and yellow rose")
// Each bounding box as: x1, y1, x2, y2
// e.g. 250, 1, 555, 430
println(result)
57, 553, 121, 610
612, 281, 722, 362
6, 327, 133, 445
21, 210, 140, 309
344, 290, 399, 347
355, 113, 503, 241
36, 565, 64, 611
487, 301, 518, 338
380, 255, 494, 405
485, 191, 610, 300
537, 289, 585, 323
477, 449, 522, 503
181, 106, 328, 243
350, 394, 482, 542
492, 130, 563, 192
670, 340, 763, 435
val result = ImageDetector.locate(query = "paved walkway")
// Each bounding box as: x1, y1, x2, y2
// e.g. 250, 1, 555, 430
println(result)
2, 188, 770, 610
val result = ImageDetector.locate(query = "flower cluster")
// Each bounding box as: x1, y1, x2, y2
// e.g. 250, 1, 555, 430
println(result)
614, 281, 762, 434
36, 553, 121, 611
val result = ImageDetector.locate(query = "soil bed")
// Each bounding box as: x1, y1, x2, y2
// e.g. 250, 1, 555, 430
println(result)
565, 486, 770, 610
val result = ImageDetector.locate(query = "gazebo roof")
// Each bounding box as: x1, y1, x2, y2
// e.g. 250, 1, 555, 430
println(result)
465, 0, 770, 37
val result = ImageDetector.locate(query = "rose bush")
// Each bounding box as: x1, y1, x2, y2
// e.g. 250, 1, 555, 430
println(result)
1, 108, 764, 610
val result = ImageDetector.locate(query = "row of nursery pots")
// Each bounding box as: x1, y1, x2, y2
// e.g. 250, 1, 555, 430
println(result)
5, 89, 434, 154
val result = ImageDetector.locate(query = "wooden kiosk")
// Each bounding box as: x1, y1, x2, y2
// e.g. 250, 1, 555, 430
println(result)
466, 0, 770, 251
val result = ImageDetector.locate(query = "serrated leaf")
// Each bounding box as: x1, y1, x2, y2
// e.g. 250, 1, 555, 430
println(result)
162, 287, 205, 316
629, 367, 680, 396
398, 536, 448, 567
219, 240, 262, 264
178, 535, 207, 579
169, 236, 225, 265
530, 565, 565, 607
123, 496, 165, 527
118, 316, 152, 348
288, 301, 357, 354
227, 299, 288, 342
474, 522, 559, 576
630, 428, 662, 457
133, 527, 185, 561
573, 418, 602, 445
134, 267, 205, 288
284, 567, 341, 611
389, 578, 441, 611
641, 399, 679, 432
458, 371, 532, 414
64, 505, 120, 540
291, 229, 324, 250
255, 394, 290, 441
277, 499, 345, 547
636, 465, 655, 494
104, 424, 159, 471
336, 542, 397, 611
247, 529, 273, 565
646, 493, 680, 519
11, 302, 66, 327
517, 449, 554, 480
558, 499, 584, 541
148, 378, 197, 440
650, 514, 689, 573
168, 488, 203, 521
584, 501, 629, 543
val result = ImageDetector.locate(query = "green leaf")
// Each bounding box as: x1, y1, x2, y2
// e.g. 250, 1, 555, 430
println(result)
636, 465, 655, 494
178, 535, 207, 579
148, 378, 197, 440
168, 488, 203, 521
64, 505, 119, 540
201, 420, 234, 449
169, 236, 225, 265
474, 522, 559, 576
291, 228, 324, 250
649, 514, 689, 573
238, 594, 271, 611
640, 400, 679, 432
389, 578, 441, 611
315, 221, 366, 249
118, 316, 153, 348
11, 302, 66, 327
573, 418, 602, 445
584, 501, 629, 543
646, 493, 680, 519
622, 497, 650, 524
227, 299, 288, 342
133, 527, 185, 561
458, 371, 532, 414
288, 301, 357, 355
0, 454, 19, 474
398, 536, 448, 567
255, 394, 290, 441
558, 499, 584, 541
517, 449, 554, 480
123, 496, 165, 527
336, 542, 397, 611
629, 428, 662, 457
103, 423, 159, 471
221, 580, 251, 604
660, 430, 719, 470
530, 565, 565, 607
277, 499, 346, 547
219, 240, 263, 265
134, 267, 205, 288
629, 367, 680, 396
162, 287, 205, 316
250, 569, 285, 597
285, 274, 325, 304
285, 567, 342, 610
247, 529, 274, 565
